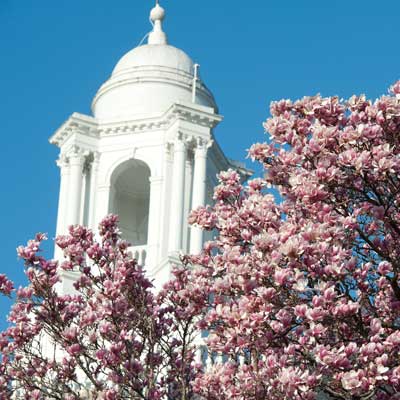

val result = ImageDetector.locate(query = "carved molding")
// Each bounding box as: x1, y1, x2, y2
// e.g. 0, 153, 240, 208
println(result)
56, 153, 69, 169
49, 103, 223, 147
58, 146, 100, 175
195, 137, 213, 151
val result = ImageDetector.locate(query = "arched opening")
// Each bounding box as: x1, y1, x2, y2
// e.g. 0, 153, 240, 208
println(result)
109, 159, 151, 248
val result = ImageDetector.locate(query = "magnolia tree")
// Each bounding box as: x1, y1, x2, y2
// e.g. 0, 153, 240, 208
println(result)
0, 215, 198, 399
2, 82, 400, 400
182, 82, 400, 399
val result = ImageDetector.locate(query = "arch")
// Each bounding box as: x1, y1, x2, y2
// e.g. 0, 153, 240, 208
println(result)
109, 158, 151, 246
105, 153, 154, 187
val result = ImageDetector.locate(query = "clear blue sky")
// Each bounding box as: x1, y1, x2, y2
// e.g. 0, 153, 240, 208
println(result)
0, 0, 399, 329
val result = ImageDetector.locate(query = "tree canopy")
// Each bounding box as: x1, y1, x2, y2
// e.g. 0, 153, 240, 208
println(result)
2, 82, 400, 399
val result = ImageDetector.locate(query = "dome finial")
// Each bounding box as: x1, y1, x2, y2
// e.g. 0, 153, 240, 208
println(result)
148, 1, 168, 45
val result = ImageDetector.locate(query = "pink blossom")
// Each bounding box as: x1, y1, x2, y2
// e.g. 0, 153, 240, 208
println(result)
341, 370, 362, 390
390, 80, 400, 95
0, 275, 14, 296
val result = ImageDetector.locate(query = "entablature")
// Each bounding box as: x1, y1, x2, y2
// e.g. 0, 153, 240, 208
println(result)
50, 102, 222, 148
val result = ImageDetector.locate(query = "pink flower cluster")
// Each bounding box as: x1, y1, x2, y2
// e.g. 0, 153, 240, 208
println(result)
179, 82, 400, 399
0, 275, 13, 296
0, 215, 197, 399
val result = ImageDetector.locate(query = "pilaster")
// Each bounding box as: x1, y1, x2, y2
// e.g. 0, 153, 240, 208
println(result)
54, 154, 70, 259
168, 136, 187, 253
66, 146, 86, 226
190, 138, 212, 254
183, 152, 194, 252
88, 152, 100, 230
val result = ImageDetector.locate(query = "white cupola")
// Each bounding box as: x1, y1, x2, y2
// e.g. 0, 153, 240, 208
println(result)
92, 4, 216, 121
50, 2, 250, 292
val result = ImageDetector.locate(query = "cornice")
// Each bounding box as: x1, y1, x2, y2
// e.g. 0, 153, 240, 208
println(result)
49, 113, 99, 147
168, 102, 223, 129
49, 102, 223, 148
97, 115, 171, 136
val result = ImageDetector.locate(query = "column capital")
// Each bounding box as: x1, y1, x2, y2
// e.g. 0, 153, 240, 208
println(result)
67, 145, 86, 165
92, 151, 101, 163
84, 151, 100, 172
196, 137, 213, 149
164, 141, 173, 155
194, 138, 213, 158
175, 131, 198, 148
56, 153, 69, 169
173, 138, 187, 152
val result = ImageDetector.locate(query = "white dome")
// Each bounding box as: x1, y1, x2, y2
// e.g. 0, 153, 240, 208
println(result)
113, 44, 194, 75
92, 44, 217, 121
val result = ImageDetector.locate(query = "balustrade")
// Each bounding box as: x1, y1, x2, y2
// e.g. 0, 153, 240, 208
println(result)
128, 245, 147, 266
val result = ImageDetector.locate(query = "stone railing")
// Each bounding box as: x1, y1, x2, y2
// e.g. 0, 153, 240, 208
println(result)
128, 245, 147, 266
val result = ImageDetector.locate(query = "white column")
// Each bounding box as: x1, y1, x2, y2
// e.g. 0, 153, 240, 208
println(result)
190, 139, 211, 254
183, 156, 194, 252
159, 143, 172, 259
88, 152, 100, 230
67, 147, 85, 226
168, 138, 187, 253
146, 175, 163, 269
54, 155, 70, 259
94, 185, 111, 227
55, 154, 70, 236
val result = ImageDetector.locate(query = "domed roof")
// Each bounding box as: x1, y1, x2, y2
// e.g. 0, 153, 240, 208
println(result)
113, 44, 194, 76
91, 4, 217, 121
